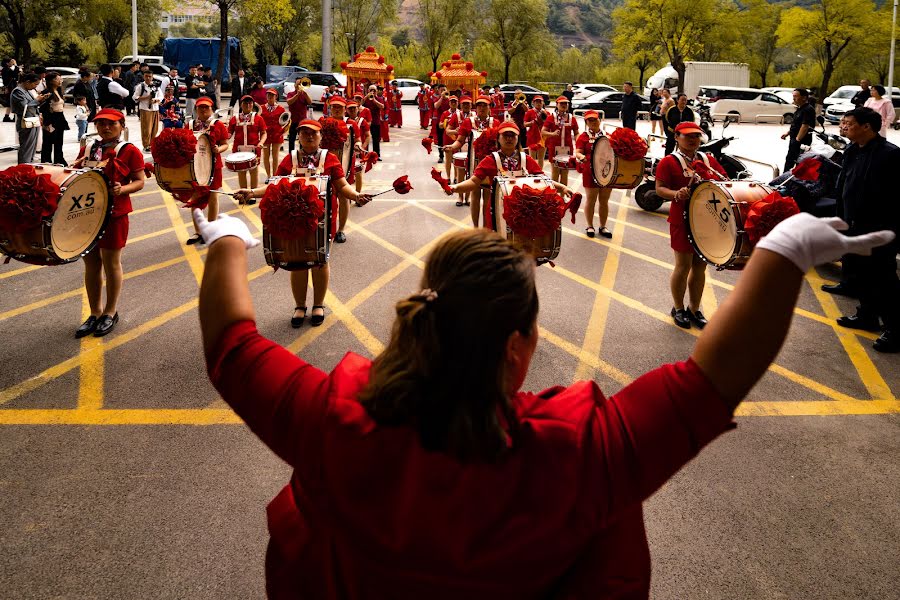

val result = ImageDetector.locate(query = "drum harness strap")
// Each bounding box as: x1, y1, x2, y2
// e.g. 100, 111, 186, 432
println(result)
672, 150, 711, 181
554, 111, 571, 157
84, 140, 134, 169
492, 151, 527, 177
291, 148, 328, 176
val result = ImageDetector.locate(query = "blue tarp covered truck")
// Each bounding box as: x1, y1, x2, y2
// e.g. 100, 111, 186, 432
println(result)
163, 37, 242, 84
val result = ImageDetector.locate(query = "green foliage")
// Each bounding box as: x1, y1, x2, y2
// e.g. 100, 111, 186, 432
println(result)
46, 35, 87, 67
79, 0, 162, 62
239, 0, 318, 65
416, 0, 474, 73
478, 0, 553, 83
333, 0, 398, 57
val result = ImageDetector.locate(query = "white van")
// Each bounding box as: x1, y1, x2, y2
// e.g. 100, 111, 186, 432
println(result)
119, 55, 164, 65
701, 86, 794, 123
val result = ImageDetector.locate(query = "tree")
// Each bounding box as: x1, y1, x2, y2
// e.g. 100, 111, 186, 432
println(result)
736, 0, 783, 88
479, 0, 552, 83
80, 0, 162, 62
208, 0, 240, 83
0, 0, 82, 64
333, 0, 398, 58
46, 36, 87, 68
612, 27, 659, 90
417, 0, 473, 73
240, 0, 318, 65
776, 0, 875, 99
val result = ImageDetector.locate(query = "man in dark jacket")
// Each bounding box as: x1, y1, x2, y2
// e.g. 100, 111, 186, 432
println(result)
72, 69, 97, 120
780, 87, 817, 170
851, 79, 871, 108
122, 61, 140, 115
663, 94, 695, 155
620, 81, 642, 130
833, 107, 900, 352
229, 68, 249, 108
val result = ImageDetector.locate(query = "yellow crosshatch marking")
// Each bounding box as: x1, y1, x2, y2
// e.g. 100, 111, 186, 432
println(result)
0, 181, 897, 425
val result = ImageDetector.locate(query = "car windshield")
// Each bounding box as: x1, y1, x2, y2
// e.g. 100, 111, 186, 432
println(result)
831, 89, 855, 99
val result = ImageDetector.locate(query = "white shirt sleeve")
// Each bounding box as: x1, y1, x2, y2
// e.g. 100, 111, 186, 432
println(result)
132, 83, 144, 101
109, 78, 129, 98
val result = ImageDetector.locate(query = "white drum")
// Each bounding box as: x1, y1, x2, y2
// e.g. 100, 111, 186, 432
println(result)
489, 174, 562, 265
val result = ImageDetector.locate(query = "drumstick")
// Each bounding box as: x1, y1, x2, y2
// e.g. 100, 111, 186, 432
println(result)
209, 189, 257, 204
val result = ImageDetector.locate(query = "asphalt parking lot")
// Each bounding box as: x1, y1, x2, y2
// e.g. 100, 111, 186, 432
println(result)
0, 106, 897, 598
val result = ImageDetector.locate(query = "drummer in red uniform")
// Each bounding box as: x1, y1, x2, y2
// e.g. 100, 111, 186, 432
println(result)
71, 109, 145, 337
445, 95, 474, 207
524, 95, 548, 168
185, 97, 229, 245
542, 96, 579, 186
388, 81, 403, 128
324, 95, 364, 243
346, 101, 371, 195
233, 119, 371, 328
656, 121, 727, 330
574, 110, 613, 239
416, 83, 430, 129
228, 95, 267, 191
260, 88, 287, 178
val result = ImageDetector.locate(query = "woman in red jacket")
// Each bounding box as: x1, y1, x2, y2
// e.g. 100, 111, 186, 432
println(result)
193, 210, 893, 599
260, 88, 287, 177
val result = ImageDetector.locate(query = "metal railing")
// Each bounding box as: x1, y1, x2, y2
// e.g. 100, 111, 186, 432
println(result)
729, 154, 781, 179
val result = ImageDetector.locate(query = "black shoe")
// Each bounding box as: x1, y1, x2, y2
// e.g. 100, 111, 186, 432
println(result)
598, 227, 612, 239
836, 315, 881, 332
873, 330, 900, 353
310, 305, 326, 326
671, 307, 691, 329
821, 283, 859, 298
93, 313, 119, 337
2, 116, 13, 122
335, 231, 347, 243
456, 200, 465, 207
377, 157, 382, 162
290, 306, 307, 328
75, 315, 100, 338
687, 308, 708, 329
585, 226, 595, 238
186, 234, 204, 245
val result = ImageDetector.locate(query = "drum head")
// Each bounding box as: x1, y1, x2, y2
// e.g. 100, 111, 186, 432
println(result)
591, 136, 614, 186
194, 134, 214, 185
50, 170, 111, 260
686, 182, 739, 267
227, 151, 257, 162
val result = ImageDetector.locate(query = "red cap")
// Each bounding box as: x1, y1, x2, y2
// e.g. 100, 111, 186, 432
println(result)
239, 95, 254, 103
556, 96, 569, 104
474, 96, 491, 105
265, 88, 278, 95
583, 110, 601, 120
459, 95, 473, 104
196, 97, 214, 108
497, 121, 520, 134
674, 122, 704, 135
93, 108, 125, 122
346, 101, 358, 108
448, 95, 459, 102
297, 119, 322, 131
328, 96, 347, 106
353, 93, 363, 99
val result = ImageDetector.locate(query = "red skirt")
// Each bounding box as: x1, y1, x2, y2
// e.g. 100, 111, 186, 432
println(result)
99, 215, 129, 250
669, 221, 694, 253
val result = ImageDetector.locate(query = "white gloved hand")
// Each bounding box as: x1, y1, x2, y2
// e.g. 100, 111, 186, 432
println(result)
755, 213, 896, 273
192, 209, 260, 249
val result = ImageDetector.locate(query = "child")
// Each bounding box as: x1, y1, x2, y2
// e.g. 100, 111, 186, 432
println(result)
74, 95, 89, 141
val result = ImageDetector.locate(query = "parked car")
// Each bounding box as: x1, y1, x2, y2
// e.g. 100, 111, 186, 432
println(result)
265, 65, 308, 84
572, 83, 616, 101
701, 86, 793, 123
571, 90, 650, 118
825, 94, 900, 126
120, 55, 164, 65
390, 78, 425, 103
823, 85, 859, 110
46, 67, 80, 102
761, 87, 796, 104
498, 84, 550, 106
274, 72, 347, 105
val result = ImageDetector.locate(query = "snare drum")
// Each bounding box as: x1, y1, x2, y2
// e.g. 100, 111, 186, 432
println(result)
155, 132, 214, 192
452, 152, 469, 169
225, 151, 260, 172
489, 174, 562, 265
0, 164, 112, 265
262, 175, 333, 270
591, 136, 644, 189
685, 180, 774, 270
553, 153, 574, 170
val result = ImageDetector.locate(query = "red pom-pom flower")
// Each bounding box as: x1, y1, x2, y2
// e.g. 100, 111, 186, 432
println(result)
151, 128, 197, 168
173, 183, 211, 209
387, 65, 394, 71
503, 184, 566, 238
451, 53, 461, 60
465, 62, 474, 70
607, 127, 648, 161
421, 137, 434, 154
566, 192, 583, 224
691, 160, 727, 181
473, 127, 499, 161
435, 73, 443, 79
260, 178, 325, 240
366, 46, 376, 53
431, 167, 453, 194
377, 56, 385, 64
442, 61, 450, 68
744, 191, 800, 244
791, 157, 821, 182
480, 71, 488, 77
143, 162, 155, 178
392, 176, 413, 194
0, 164, 61, 233
364, 151, 378, 173
319, 117, 349, 151
340, 61, 348, 69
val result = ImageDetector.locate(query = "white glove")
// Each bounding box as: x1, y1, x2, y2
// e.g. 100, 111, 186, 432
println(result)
192, 209, 260, 249
756, 213, 896, 273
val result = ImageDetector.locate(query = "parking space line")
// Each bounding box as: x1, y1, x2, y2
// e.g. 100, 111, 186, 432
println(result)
77, 291, 104, 410
162, 191, 205, 285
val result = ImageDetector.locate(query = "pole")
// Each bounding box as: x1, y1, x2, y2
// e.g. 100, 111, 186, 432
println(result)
131, 0, 138, 59
321, 0, 332, 72
889, 0, 898, 97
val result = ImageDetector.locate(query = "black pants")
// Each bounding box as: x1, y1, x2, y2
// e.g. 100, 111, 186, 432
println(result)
435, 127, 444, 161
664, 134, 675, 155
848, 250, 900, 330
40, 124, 66, 166
784, 139, 803, 172
287, 121, 298, 154
370, 118, 381, 156
622, 114, 637, 130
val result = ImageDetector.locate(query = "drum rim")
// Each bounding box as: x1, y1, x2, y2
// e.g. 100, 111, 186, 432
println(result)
684, 181, 741, 269
591, 136, 614, 187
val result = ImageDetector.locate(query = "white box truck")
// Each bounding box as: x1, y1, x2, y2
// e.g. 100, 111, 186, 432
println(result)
644, 62, 750, 98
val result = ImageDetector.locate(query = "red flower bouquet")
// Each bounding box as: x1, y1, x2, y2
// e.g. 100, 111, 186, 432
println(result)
173, 183, 211, 209
0, 164, 61, 233
480, 71, 488, 77
431, 168, 453, 194
791, 157, 821, 181
319, 117, 349, 151
744, 191, 800, 243
608, 127, 648, 161
502, 184, 566, 238
392, 176, 413, 194
691, 160, 727, 181
473, 127, 499, 161
364, 151, 378, 173
421, 137, 434, 154
340, 61, 348, 69
151, 128, 197, 169
260, 178, 325, 240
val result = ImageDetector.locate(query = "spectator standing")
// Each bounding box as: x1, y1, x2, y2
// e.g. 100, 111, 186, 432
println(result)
648, 88, 663, 135
2, 57, 19, 122
185, 65, 203, 119
122, 62, 140, 115
780, 88, 816, 171
864, 85, 895, 137
159, 86, 183, 129
72, 69, 97, 120
834, 107, 900, 352
133, 70, 162, 151
33, 66, 47, 93
620, 81, 641, 130
74, 95, 89, 141
363, 84, 384, 157
562, 83, 575, 103
285, 77, 311, 153
39, 71, 69, 166
851, 79, 871, 108
229, 68, 249, 109
10, 72, 44, 164
663, 93, 695, 155
97, 64, 128, 109
160, 67, 179, 97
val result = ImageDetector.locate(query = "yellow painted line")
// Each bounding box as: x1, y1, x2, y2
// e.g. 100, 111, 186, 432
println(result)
324, 290, 384, 356
0, 263, 43, 279
130, 203, 166, 216
77, 292, 104, 410
161, 190, 205, 285
131, 188, 163, 198
735, 400, 900, 417
701, 281, 718, 318
0, 409, 243, 425
574, 201, 628, 382
609, 196, 667, 218
539, 327, 631, 386
805, 270, 895, 400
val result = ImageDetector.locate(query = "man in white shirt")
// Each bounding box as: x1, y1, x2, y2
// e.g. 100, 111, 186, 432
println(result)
133, 71, 163, 150
229, 68, 247, 109
97, 63, 129, 110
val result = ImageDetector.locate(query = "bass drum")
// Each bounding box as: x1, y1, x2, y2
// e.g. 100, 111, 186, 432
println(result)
262, 175, 333, 271
489, 174, 561, 265
155, 132, 214, 193
341, 125, 356, 177
0, 164, 112, 265
591, 136, 644, 189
